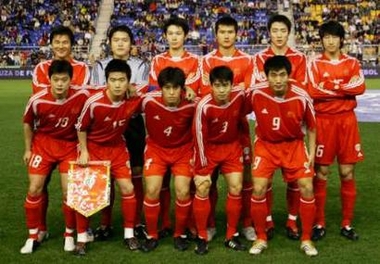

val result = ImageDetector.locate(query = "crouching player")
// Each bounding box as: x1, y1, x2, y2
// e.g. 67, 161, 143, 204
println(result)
76, 59, 141, 255
192, 66, 247, 255
247, 56, 318, 257
21, 60, 91, 254
141, 67, 197, 252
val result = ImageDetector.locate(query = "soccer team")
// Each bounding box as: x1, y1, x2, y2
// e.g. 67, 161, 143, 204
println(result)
20, 13, 365, 258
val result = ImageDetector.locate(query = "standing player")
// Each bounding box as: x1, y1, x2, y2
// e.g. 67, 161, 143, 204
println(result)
20, 60, 91, 254
192, 66, 247, 255
248, 56, 317, 257
251, 14, 309, 240
148, 16, 201, 238
200, 15, 255, 242
141, 67, 197, 252
76, 59, 142, 254
90, 25, 149, 240
308, 20, 365, 241
30, 25, 91, 243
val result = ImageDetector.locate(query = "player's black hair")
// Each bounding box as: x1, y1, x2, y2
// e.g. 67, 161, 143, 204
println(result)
163, 16, 189, 35
158, 67, 186, 90
209, 65, 234, 85
48, 60, 73, 79
105, 59, 131, 81
264, 55, 292, 76
267, 14, 292, 33
319, 20, 345, 49
49, 25, 75, 46
215, 16, 238, 34
108, 25, 135, 45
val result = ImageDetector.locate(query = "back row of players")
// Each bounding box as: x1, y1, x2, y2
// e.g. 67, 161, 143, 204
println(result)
21, 14, 365, 257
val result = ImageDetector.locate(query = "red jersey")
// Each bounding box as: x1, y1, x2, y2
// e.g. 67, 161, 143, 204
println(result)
200, 49, 253, 96
32, 59, 90, 93
251, 46, 307, 86
142, 91, 197, 148
23, 87, 91, 141
149, 51, 201, 94
248, 82, 316, 143
194, 88, 246, 166
307, 53, 366, 114
76, 90, 141, 145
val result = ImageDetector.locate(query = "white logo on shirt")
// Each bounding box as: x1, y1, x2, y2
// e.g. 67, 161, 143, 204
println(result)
323, 72, 330, 78
212, 118, 219, 123
154, 115, 160, 120
104, 116, 112, 122
48, 114, 56, 118
261, 108, 268, 114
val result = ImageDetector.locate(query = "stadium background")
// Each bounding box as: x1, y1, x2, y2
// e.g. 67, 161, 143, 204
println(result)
0, 1, 379, 263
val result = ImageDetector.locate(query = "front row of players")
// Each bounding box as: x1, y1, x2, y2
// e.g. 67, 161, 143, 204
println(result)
22, 56, 319, 256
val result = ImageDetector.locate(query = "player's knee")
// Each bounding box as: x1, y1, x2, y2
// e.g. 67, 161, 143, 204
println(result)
145, 185, 160, 200
315, 166, 329, 180
194, 177, 211, 197
118, 180, 134, 195
339, 166, 354, 180
298, 179, 314, 198
252, 183, 267, 197
175, 187, 190, 201
228, 182, 242, 196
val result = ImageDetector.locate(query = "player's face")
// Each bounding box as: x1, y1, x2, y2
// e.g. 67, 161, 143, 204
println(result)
267, 68, 289, 97
110, 31, 131, 59
165, 25, 186, 50
322, 34, 341, 55
269, 22, 289, 49
216, 25, 237, 49
162, 83, 182, 107
50, 73, 71, 99
51, 35, 72, 60
211, 80, 232, 104
106, 72, 129, 101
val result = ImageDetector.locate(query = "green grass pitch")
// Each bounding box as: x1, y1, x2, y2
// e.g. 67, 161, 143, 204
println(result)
0, 79, 379, 263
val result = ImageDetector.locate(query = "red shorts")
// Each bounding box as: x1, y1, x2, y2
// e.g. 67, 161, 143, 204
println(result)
252, 138, 313, 182
87, 141, 131, 179
143, 141, 193, 178
315, 111, 364, 165
194, 140, 243, 176
28, 133, 78, 175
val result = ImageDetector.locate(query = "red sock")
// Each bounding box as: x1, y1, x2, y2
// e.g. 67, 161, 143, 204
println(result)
160, 172, 171, 229
76, 212, 90, 233
241, 182, 253, 227
39, 191, 48, 231
132, 175, 144, 226
24, 194, 42, 233
299, 196, 316, 241
341, 179, 356, 227
62, 201, 75, 230
174, 198, 192, 237
225, 193, 242, 239
207, 170, 219, 228
313, 177, 327, 227
100, 179, 115, 227
193, 195, 210, 240
265, 184, 274, 229
121, 193, 137, 228
286, 181, 300, 229
251, 195, 267, 241
143, 197, 160, 239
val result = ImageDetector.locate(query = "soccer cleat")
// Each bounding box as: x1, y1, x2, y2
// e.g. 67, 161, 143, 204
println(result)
249, 239, 268, 255
266, 227, 275, 240
158, 227, 173, 239
286, 227, 300, 240
141, 238, 159, 252
194, 237, 208, 255
134, 224, 147, 239
124, 237, 141, 251
94, 226, 113, 241
174, 236, 190, 251
224, 235, 247, 251
206, 227, 217, 242
311, 226, 326, 241
73, 242, 86, 256
20, 238, 40, 254
300, 240, 318, 257
340, 227, 359, 241
37, 230, 49, 243
86, 228, 94, 242
242, 226, 257, 241
64, 236, 75, 252
185, 228, 197, 241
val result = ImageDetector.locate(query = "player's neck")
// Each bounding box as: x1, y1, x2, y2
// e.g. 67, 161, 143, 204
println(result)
53, 56, 71, 61
218, 46, 236, 57
52, 90, 68, 100
113, 54, 129, 61
106, 89, 125, 103
169, 47, 185, 57
324, 50, 341, 60
271, 44, 288, 55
